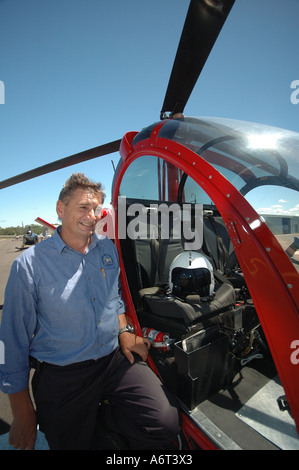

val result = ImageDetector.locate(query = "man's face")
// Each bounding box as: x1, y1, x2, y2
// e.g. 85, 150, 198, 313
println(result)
56, 188, 102, 240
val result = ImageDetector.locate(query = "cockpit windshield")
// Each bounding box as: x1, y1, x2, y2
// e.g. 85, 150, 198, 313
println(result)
158, 117, 299, 269
127, 117, 299, 268
158, 117, 299, 195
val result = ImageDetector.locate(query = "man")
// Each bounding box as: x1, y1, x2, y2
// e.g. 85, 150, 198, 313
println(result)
0, 173, 180, 450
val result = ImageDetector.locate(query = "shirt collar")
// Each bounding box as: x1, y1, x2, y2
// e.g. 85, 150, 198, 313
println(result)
53, 226, 104, 254
53, 226, 66, 253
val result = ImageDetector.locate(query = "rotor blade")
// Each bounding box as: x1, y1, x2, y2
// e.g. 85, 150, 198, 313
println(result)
0, 139, 121, 190
160, 0, 235, 119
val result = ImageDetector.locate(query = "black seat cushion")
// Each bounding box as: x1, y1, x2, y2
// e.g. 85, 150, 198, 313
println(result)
140, 282, 235, 326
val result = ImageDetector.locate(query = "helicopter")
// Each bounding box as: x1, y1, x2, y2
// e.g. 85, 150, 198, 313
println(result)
22, 228, 38, 247
0, 0, 299, 450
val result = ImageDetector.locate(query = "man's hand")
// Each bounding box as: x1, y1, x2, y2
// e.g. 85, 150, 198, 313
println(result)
9, 411, 37, 450
8, 388, 37, 450
119, 332, 151, 364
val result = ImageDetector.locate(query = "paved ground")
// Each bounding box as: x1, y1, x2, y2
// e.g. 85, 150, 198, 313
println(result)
0, 237, 24, 432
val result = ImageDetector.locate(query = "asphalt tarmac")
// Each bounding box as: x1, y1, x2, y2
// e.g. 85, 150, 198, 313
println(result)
0, 237, 26, 433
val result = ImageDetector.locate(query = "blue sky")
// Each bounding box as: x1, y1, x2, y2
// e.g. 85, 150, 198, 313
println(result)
0, 0, 298, 228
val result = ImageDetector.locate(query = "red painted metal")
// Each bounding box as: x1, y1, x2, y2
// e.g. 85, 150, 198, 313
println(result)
35, 217, 56, 231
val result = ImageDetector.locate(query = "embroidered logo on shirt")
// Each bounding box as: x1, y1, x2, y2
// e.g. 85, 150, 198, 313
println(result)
102, 254, 113, 266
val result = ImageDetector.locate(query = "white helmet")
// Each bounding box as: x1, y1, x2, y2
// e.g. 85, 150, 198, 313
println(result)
169, 251, 215, 298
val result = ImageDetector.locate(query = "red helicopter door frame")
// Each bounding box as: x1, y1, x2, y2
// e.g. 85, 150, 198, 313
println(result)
112, 128, 299, 437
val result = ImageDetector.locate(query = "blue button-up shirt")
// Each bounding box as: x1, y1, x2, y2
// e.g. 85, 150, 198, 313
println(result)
0, 228, 126, 394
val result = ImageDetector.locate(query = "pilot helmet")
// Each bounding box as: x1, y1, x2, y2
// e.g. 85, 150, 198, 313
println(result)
169, 251, 215, 298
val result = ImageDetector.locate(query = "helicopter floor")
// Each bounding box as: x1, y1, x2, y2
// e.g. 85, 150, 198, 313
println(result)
236, 375, 299, 450
195, 360, 299, 450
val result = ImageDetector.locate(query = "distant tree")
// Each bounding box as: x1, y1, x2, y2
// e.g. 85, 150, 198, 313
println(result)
0, 224, 43, 236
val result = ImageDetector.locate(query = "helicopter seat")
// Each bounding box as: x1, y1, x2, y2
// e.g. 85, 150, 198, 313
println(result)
122, 206, 238, 337
202, 215, 231, 273
201, 214, 245, 289
133, 209, 185, 289
140, 281, 236, 326
135, 233, 236, 336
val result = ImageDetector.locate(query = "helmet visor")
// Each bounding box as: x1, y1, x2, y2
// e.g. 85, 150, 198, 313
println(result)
171, 267, 211, 297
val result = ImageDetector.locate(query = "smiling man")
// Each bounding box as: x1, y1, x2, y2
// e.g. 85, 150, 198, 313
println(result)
0, 173, 180, 450
56, 175, 103, 252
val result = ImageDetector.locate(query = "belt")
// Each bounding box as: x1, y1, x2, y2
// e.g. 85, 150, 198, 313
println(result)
29, 348, 119, 372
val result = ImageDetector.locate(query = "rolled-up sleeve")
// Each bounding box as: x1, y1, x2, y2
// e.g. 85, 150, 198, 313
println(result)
0, 259, 37, 394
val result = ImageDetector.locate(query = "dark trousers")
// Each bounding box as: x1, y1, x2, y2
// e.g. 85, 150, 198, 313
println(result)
31, 348, 181, 450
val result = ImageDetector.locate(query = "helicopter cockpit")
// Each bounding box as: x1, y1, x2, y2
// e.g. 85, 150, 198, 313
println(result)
114, 117, 299, 439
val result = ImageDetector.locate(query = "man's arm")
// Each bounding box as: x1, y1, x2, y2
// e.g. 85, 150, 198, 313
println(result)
0, 258, 38, 449
0, 258, 37, 394
8, 388, 37, 450
118, 313, 150, 364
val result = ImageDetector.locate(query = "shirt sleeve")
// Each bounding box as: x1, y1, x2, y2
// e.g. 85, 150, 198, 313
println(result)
116, 278, 126, 316
110, 240, 126, 316
0, 258, 38, 394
